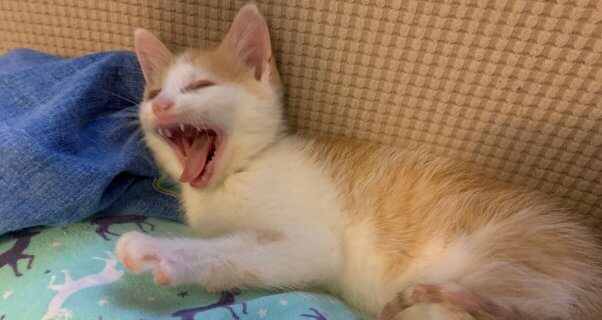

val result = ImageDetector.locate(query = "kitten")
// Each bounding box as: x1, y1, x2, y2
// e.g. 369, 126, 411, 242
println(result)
116, 4, 602, 319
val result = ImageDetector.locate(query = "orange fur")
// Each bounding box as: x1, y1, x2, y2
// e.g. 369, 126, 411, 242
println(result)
299, 135, 602, 319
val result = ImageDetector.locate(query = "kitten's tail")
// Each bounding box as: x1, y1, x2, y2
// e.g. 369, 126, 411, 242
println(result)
379, 283, 526, 320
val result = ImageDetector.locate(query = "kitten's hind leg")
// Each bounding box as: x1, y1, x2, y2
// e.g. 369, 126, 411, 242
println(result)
380, 284, 521, 320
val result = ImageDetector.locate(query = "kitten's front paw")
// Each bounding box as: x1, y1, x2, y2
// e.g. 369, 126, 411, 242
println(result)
115, 231, 159, 274
115, 231, 182, 286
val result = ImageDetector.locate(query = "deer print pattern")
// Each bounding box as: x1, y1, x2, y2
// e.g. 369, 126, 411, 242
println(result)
91, 215, 155, 241
42, 252, 124, 320
300, 308, 328, 320
171, 290, 248, 320
0, 229, 40, 277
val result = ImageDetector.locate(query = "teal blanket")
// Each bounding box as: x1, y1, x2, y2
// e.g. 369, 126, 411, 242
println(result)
0, 218, 362, 320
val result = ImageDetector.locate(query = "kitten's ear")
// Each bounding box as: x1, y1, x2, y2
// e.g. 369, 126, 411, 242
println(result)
134, 28, 173, 86
218, 4, 272, 81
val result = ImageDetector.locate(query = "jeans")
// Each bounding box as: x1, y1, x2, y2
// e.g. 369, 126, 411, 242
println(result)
0, 49, 181, 234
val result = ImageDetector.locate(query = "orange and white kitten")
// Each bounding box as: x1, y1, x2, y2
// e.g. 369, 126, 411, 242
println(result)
116, 4, 601, 320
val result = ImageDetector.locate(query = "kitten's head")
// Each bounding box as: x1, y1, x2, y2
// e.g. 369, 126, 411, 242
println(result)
135, 4, 284, 189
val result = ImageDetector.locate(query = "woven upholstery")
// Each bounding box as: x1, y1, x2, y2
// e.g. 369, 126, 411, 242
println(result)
1, 0, 600, 228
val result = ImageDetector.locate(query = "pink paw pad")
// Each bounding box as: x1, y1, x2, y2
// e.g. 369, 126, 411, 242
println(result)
154, 268, 171, 285
122, 255, 136, 271
115, 231, 162, 274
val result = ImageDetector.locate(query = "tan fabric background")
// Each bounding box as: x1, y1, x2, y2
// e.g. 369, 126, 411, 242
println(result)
1, 0, 600, 228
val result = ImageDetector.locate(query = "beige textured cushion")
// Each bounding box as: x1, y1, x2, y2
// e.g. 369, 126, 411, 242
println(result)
1, 0, 600, 229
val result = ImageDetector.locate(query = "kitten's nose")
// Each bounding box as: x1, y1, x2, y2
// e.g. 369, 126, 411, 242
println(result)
152, 96, 174, 116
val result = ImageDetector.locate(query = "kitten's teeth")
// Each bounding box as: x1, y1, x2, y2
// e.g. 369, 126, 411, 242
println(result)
158, 128, 164, 136
165, 129, 172, 138
180, 124, 185, 131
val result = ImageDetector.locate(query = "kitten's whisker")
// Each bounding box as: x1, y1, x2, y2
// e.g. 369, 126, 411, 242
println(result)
118, 121, 142, 129
107, 116, 140, 123
97, 87, 142, 105
79, 106, 139, 123
125, 130, 143, 145
104, 112, 140, 119
103, 104, 140, 110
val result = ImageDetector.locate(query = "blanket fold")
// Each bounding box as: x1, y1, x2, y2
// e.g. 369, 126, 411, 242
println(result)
0, 49, 181, 234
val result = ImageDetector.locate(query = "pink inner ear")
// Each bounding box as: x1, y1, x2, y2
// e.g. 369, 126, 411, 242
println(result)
244, 33, 270, 80
134, 29, 173, 86
220, 5, 272, 80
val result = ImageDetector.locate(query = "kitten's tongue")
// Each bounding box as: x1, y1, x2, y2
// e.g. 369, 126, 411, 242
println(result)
178, 135, 211, 183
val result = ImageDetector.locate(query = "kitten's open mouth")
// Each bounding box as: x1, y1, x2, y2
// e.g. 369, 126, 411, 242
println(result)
155, 124, 224, 188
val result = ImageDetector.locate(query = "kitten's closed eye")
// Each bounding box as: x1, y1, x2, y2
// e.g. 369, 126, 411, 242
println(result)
183, 79, 215, 93
144, 80, 214, 101
146, 88, 161, 100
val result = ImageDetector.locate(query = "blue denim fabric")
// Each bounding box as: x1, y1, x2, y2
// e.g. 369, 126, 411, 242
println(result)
0, 49, 181, 234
